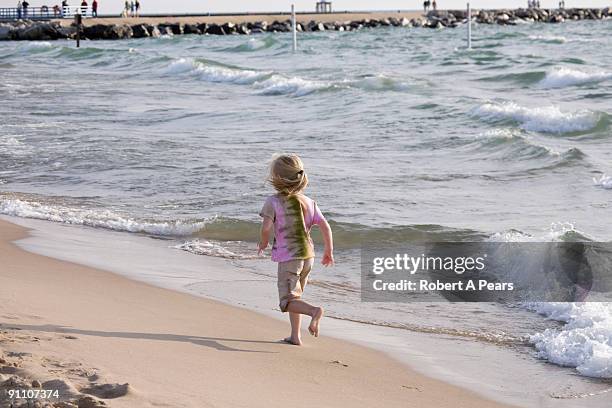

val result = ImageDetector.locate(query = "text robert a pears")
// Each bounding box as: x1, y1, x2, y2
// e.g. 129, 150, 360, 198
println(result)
370, 254, 515, 292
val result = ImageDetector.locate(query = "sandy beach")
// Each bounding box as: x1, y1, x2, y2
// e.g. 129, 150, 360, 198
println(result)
0, 218, 514, 408
52, 11, 423, 27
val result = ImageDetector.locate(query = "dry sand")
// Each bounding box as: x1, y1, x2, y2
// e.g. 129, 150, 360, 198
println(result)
54, 11, 424, 27
0, 219, 514, 407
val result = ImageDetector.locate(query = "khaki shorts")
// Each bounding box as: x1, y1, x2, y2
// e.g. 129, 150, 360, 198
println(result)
277, 258, 314, 312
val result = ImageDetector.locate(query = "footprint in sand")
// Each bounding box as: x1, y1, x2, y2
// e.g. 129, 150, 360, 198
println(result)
81, 382, 131, 399
330, 360, 349, 367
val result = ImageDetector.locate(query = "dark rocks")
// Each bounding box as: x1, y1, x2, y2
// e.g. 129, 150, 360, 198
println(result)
196, 22, 208, 33
205, 23, 225, 35
83, 24, 132, 40
0, 8, 609, 42
0, 24, 15, 40
13, 22, 66, 40
159, 26, 174, 36
131, 24, 150, 38
82, 23, 105, 39
158, 23, 183, 35
183, 23, 200, 35
237, 23, 251, 35
222, 22, 237, 34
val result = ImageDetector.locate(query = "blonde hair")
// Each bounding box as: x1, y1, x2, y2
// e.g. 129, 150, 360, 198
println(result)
268, 153, 309, 195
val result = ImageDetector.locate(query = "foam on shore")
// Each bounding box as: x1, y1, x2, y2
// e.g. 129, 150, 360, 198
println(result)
7, 215, 612, 408
0, 195, 206, 236
529, 303, 612, 379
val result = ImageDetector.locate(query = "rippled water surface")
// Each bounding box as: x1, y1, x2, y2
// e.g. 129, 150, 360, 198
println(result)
1, 20, 611, 241
1, 19, 611, 381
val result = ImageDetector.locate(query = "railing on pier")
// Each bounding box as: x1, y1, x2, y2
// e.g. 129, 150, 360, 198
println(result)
61, 6, 92, 18
0, 6, 91, 21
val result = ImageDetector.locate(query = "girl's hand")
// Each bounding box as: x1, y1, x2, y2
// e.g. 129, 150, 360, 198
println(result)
258, 241, 268, 256
322, 250, 334, 267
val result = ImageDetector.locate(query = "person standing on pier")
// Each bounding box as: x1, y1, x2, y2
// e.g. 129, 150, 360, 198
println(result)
92, 0, 98, 16
80, 0, 88, 16
22, 0, 29, 17
432, 0, 437, 11
135, 0, 140, 17
16, 0, 22, 19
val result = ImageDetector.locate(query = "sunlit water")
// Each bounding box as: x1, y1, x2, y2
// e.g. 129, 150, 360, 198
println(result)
1, 20, 611, 380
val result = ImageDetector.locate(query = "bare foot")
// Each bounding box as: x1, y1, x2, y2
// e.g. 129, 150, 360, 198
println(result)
282, 336, 302, 346
308, 307, 324, 337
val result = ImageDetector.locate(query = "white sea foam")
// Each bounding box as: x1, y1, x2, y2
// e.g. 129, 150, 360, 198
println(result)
21, 41, 53, 51
0, 136, 32, 157
472, 102, 599, 134
164, 59, 413, 97
528, 34, 567, 43
174, 239, 260, 260
0, 197, 205, 236
489, 222, 585, 242
244, 38, 267, 50
165, 58, 270, 85
539, 67, 612, 89
256, 75, 330, 96
593, 174, 612, 189
528, 303, 612, 378
351, 74, 411, 92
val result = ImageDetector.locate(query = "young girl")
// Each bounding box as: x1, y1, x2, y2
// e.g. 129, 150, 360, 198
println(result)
258, 154, 334, 346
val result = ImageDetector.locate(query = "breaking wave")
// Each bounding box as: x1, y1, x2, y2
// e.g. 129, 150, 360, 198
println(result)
539, 67, 612, 89
593, 174, 612, 189
163, 58, 414, 96
0, 194, 207, 236
471, 101, 603, 134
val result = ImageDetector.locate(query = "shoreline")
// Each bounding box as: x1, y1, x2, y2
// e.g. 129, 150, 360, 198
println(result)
0, 8, 609, 41
3, 215, 612, 407
0, 217, 516, 408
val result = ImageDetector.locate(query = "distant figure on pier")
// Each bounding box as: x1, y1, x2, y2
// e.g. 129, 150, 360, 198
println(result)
53, 3, 60, 16
135, 0, 140, 17
130, 0, 135, 17
16, 0, 22, 19
122, 0, 129, 17
432, 0, 437, 11
61, 0, 68, 16
92, 0, 98, 16
22, 0, 29, 17
536, 0, 541, 8
423, 0, 430, 12
559, 0, 565, 9
81, 0, 88, 15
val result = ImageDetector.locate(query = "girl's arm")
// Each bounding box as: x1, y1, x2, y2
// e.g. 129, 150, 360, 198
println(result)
319, 219, 334, 266
258, 217, 273, 255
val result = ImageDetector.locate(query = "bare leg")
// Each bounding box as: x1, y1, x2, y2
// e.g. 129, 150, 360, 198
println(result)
283, 312, 302, 345
286, 299, 324, 338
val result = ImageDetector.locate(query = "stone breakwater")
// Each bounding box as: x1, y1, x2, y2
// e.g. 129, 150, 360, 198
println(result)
0, 8, 610, 41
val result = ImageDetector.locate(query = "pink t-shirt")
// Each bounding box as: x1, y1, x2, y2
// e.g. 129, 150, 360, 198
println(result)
259, 193, 325, 263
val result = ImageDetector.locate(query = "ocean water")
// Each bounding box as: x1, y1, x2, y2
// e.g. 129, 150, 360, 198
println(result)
1, 19, 611, 383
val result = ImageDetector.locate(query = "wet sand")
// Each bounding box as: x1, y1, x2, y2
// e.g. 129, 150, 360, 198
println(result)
0, 218, 514, 407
